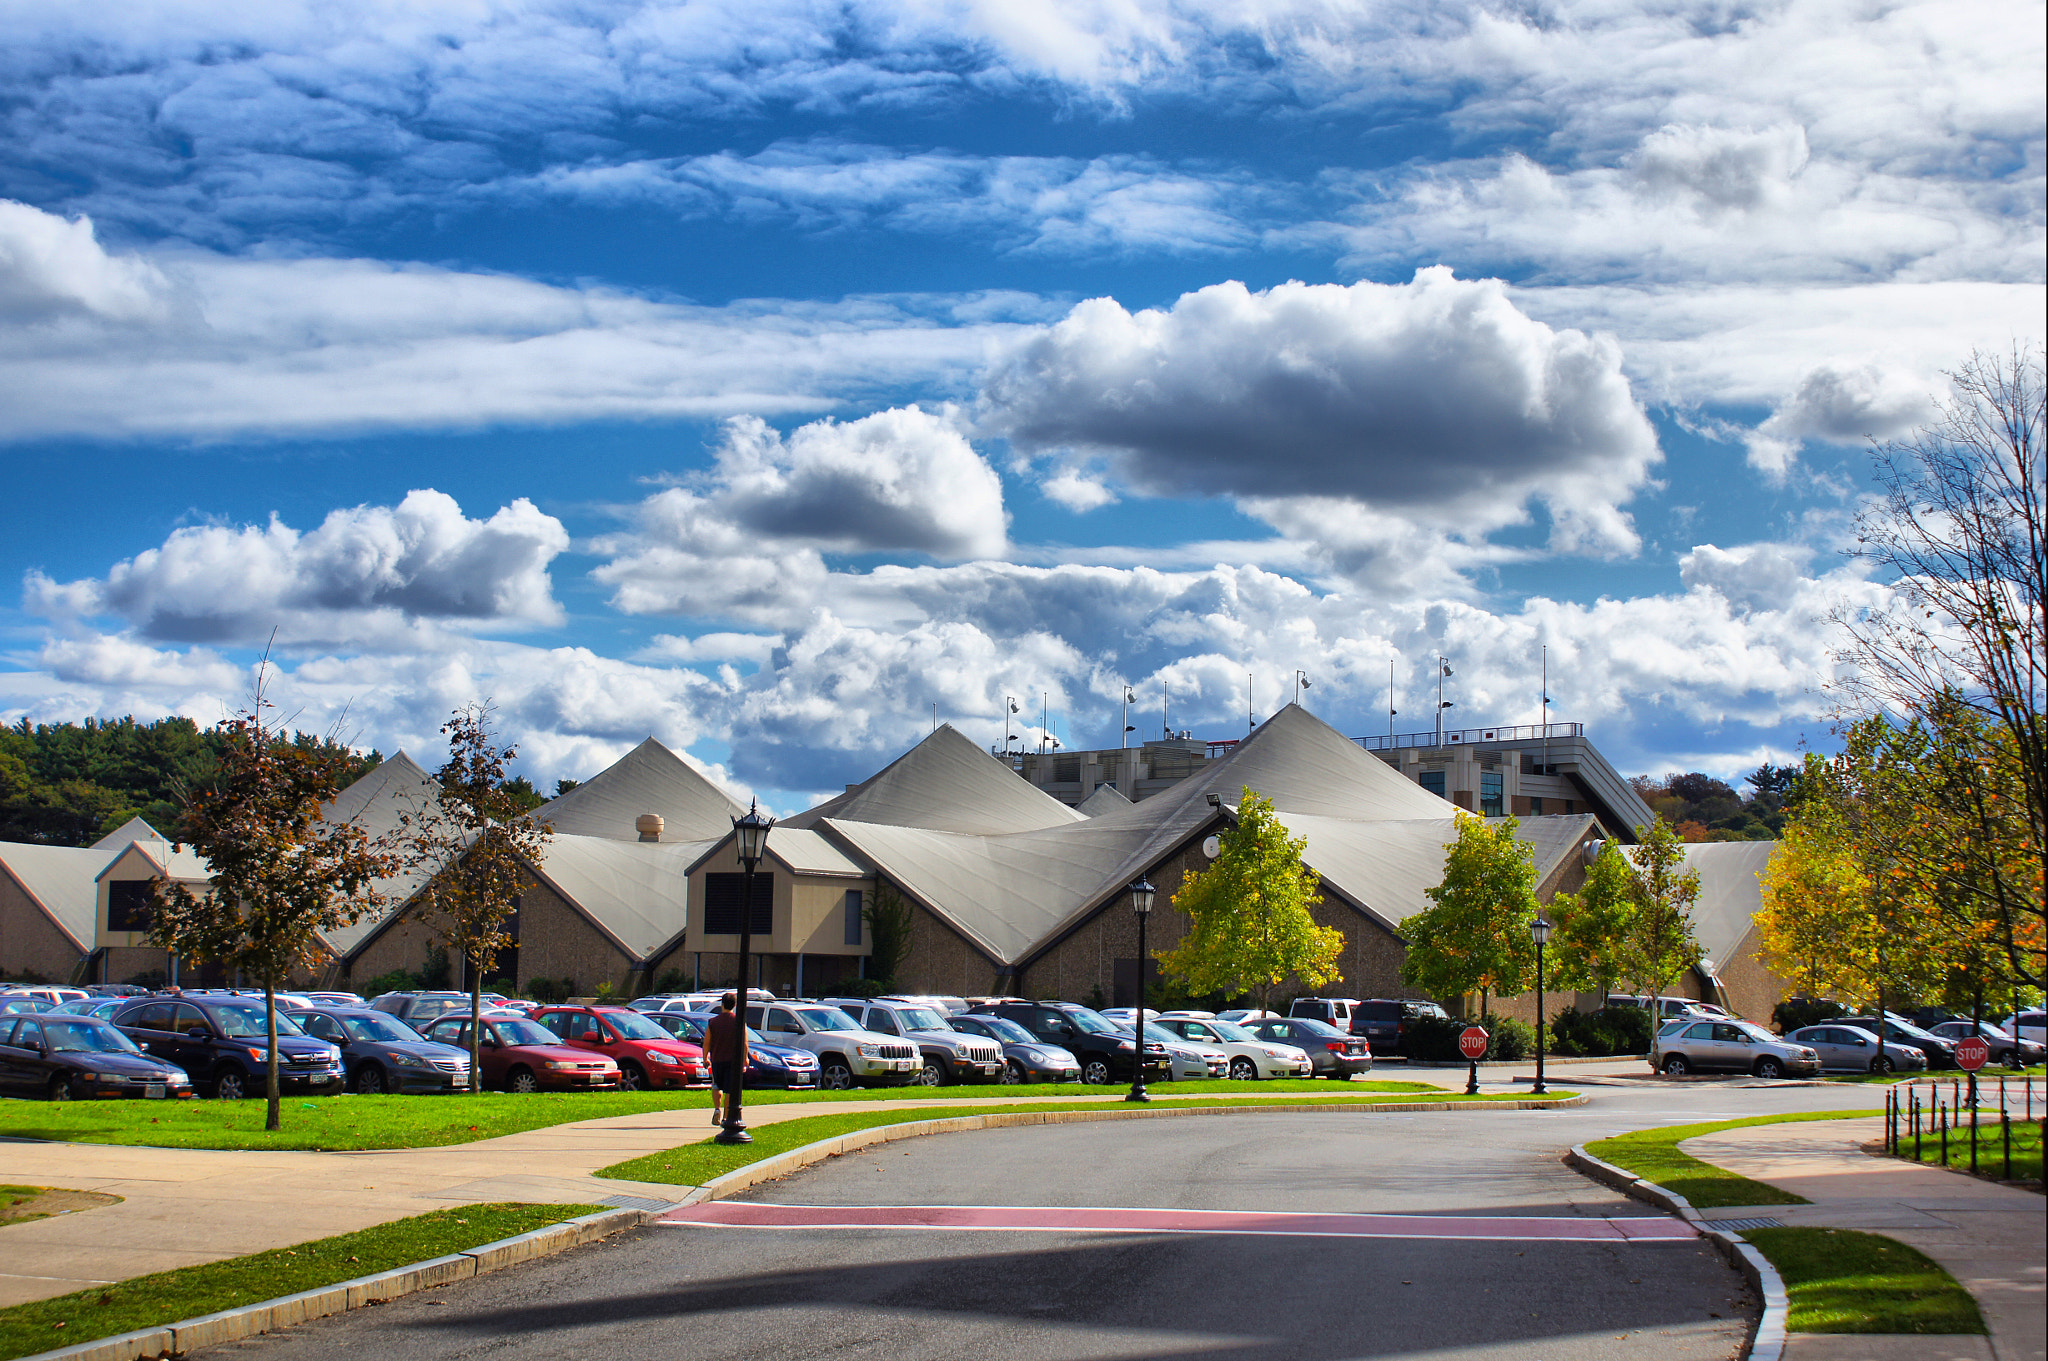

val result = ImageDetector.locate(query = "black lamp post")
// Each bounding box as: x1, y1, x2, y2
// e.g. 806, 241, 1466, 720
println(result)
1530, 915, 1552, 1096
1127, 878, 1155, 1104
717, 799, 774, 1145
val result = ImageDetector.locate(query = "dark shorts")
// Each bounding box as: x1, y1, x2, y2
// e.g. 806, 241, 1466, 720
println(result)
711, 1061, 742, 1095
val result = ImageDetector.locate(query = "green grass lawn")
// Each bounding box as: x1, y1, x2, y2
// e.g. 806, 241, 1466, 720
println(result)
599, 1090, 1563, 1188
1586, 1110, 1882, 1208
0, 1203, 603, 1361
1743, 1227, 1986, 1334
0, 1078, 1444, 1152
1892, 1111, 2043, 1184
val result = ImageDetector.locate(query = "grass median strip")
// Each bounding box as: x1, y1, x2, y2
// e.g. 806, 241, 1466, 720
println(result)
1586, 1110, 1883, 1208
0, 1079, 1443, 1152
0, 1202, 604, 1361
1743, 1227, 1986, 1334
599, 1091, 1568, 1188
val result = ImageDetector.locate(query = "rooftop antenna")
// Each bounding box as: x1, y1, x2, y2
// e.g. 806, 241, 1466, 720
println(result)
1004, 695, 1019, 753
931, 700, 937, 734
1388, 658, 1398, 740
1162, 678, 1169, 742
1122, 686, 1136, 749
1436, 657, 1455, 746
1293, 669, 1311, 707
1541, 644, 1550, 780
1042, 691, 1049, 754
1247, 672, 1255, 736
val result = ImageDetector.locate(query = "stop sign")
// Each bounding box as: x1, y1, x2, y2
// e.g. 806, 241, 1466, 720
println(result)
1954, 1036, 1990, 1071
1459, 1026, 1489, 1060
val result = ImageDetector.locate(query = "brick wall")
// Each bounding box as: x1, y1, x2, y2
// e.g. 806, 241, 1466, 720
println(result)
0, 874, 86, 982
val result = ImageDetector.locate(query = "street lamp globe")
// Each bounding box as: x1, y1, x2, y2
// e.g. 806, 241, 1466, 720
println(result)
1530, 916, 1552, 946
733, 800, 774, 871
1130, 878, 1156, 916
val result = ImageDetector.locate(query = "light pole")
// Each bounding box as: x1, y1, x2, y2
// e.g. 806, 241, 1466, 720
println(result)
1127, 878, 1155, 1104
1530, 915, 1552, 1096
718, 799, 774, 1145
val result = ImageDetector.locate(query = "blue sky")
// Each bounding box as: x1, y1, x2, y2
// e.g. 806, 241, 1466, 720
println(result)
1, 0, 2041, 811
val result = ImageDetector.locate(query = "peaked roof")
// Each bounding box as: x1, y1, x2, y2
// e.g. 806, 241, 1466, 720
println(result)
1076, 783, 1131, 816
524, 832, 716, 959
0, 841, 107, 950
539, 738, 745, 843
318, 752, 449, 956
92, 816, 166, 851
1678, 840, 1777, 978
785, 725, 1084, 836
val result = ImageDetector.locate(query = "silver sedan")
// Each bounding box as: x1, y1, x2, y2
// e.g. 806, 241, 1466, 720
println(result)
1785, 1024, 1928, 1074
1656, 1019, 1820, 1079
1152, 1015, 1313, 1080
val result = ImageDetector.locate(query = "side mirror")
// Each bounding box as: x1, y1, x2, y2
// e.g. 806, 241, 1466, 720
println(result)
186, 1027, 209, 1040
482, 1036, 500, 1049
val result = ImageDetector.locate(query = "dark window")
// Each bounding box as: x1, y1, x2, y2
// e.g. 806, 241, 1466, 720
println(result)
843, 889, 863, 946
13, 1019, 43, 1048
302, 1014, 342, 1041
704, 873, 773, 935
1053, 755, 1080, 782
1528, 796, 1544, 814
1480, 772, 1504, 816
107, 880, 154, 932
172, 1003, 209, 1033
1418, 770, 1446, 798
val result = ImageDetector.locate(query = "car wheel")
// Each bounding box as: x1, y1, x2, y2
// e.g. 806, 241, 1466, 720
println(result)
47, 1074, 71, 1102
620, 1062, 647, 1092
1754, 1057, 1784, 1080
1080, 1057, 1113, 1085
1869, 1055, 1893, 1074
507, 1067, 539, 1093
353, 1064, 386, 1095
820, 1059, 854, 1090
1001, 1060, 1025, 1085
1661, 1054, 1690, 1076
214, 1067, 250, 1100
914, 1059, 946, 1087
1228, 1057, 1258, 1081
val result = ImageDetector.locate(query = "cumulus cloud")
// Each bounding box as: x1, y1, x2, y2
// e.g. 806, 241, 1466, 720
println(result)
0, 201, 170, 320
985, 269, 1661, 561
595, 406, 1007, 621
1041, 467, 1118, 512
1742, 362, 1938, 475
25, 490, 568, 648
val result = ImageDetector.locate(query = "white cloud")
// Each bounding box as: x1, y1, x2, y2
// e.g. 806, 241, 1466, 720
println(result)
25, 490, 569, 648
1042, 467, 1118, 512
984, 269, 1661, 561
0, 201, 170, 321
1743, 362, 1938, 476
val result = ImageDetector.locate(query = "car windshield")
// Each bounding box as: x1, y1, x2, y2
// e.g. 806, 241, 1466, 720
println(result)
1061, 1008, 1121, 1035
490, 1019, 559, 1046
974, 1017, 1035, 1045
1735, 1022, 1779, 1044
1209, 1021, 1260, 1043
215, 1006, 304, 1038
340, 1014, 422, 1044
1289, 1018, 1346, 1039
603, 1011, 672, 1041
43, 1019, 143, 1053
1865, 1017, 1938, 1041
895, 1008, 951, 1032
796, 1007, 859, 1031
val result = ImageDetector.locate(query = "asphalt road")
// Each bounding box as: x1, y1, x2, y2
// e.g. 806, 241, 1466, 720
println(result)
202, 1080, 1890, 1361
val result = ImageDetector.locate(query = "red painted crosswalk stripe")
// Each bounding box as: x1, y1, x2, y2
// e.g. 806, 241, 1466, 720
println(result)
658, 1202, 1697, 1242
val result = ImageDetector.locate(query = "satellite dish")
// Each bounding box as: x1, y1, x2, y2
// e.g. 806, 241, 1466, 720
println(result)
1202, 835, 1221, 859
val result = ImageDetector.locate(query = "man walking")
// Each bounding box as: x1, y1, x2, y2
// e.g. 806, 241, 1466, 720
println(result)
707, 992, 742, 1127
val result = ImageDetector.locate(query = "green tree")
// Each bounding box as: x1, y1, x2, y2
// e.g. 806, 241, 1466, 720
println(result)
147, 672, 392, 1130
862, 883, 914, 986
1755, 808, 1873, 1004
390, 703, 553, 1090
1547, 841, 1638, 999
1622, 817, 1704, 1024
1401, 813, 1537, 1018
1156, 788, 1342, 1012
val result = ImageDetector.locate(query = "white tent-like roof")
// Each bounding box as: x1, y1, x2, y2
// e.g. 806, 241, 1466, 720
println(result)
0, 842, 110, 950
539, 738, 745, 843
1679, 840, 1776, 982
786, 725, 1083, 836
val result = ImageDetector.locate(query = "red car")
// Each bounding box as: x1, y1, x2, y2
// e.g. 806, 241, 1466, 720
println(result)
423, 1013, 620, 1093
532, 1005, 710, 1091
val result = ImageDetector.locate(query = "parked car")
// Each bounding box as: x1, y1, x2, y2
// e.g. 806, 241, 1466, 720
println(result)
1151, 1014, 1312, 1079
295, 1007, 473, 1093
641, 1010, 820, 1088
1656, 1019, 1819, 1078
823, 997, 1006, 1086
48, 998, 127, 1019
0, 986, 89, 1006
368, 991, 478, 1027
1234, 1016, 1372, 1079
968, 1000, 1173, 1086
84, 984, 149, 998
0, 1015, 194, 1101
1837, 1016, 1958, 1070
1609, 994, 1725, 1021
423, 1013, 621, 1092
301, 991, 365, 1008
945, 1013, 1080, 1084
744, 1001, 921, 1089
1216, 1009, 1283, 1024
533, 1005, 710, 1091
1, 998, 56, 1016
1288, 997, 1362, 1035
1118, 1023, 1226, 1080
1785, 1024, 1929, 1074
1096, 1008, 1163, 1028
111, 995, 343, 1099
2005, 1011, 2045, 1047
1927, 1020, 2045, 1067
1352, 999, 1450, 1056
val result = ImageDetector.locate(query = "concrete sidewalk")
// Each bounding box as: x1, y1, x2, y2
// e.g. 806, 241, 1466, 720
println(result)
1, 1079, 1478, 1309
1680, 1116, 2044, 1361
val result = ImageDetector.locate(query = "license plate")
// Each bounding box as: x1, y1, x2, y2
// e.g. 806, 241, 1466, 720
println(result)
893, 1059, 913, 1070
144, 1084, 166, 1099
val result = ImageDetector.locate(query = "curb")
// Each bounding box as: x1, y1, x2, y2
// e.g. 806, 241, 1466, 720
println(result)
1401, 1055, 1647, 1068
13, 1208, 650, 1361
675, 1095, 1589, 1205
1564, 1145, 1785, 1361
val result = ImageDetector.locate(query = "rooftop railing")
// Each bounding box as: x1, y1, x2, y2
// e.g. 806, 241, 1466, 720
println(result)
1355, 722, 1582, 752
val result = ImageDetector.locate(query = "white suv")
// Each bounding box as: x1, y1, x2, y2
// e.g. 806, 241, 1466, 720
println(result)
825, 998, 1005, 1086
746, 1001, 920, 1089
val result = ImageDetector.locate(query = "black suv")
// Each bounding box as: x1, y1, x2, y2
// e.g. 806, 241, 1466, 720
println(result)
969, 1000, 1171, 1085
1353, 998, 1450, 1055
113, 995, 344, 1098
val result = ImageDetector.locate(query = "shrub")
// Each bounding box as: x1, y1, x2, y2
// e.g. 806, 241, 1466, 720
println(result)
1772, 997, 1846, 1034
526, 977, 572, 1004
592, 980, 619, 1002
651, 968, 689, 996
1541, 1006, 1653, 1056
1401, 1015, 1472, 1061
363, 968, 419, 998
1490, 1016, 1535, 1061
419, 947, 452, 991
836, 977, 893, 999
